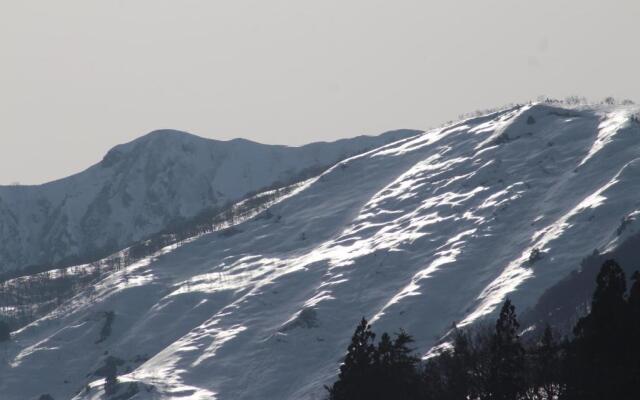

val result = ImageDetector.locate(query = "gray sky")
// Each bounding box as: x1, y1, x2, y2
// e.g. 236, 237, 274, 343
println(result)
1, 0, 639, 184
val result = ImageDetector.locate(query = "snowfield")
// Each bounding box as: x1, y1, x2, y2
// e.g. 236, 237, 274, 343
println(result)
0, 129, 416, 275
2, 103, 640, 399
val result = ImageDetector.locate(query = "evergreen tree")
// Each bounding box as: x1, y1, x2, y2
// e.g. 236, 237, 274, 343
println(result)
328, 320, 421, 400
442, 328, 476, 400
527, 325, 561, 400
325, 260, 640, 400
373, 332, 403, 399
326, 318, 377, 400
422, 357, 447, 400
566, 259, 632, 400
628, 271, 640, 326
486, 299, 525, 400
627, 271, 640, 387
375, 332, 394, 371
387, 330, 421, 399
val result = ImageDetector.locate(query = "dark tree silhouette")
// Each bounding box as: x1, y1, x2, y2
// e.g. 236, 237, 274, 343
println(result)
425, 327, 478, 400
627, 271, 640, 388
326, 318, 377, 400
327, 260, 640, 400
487, 299, 525, 400
382, 330, 421, 399
565, 259, 632, 400
327, 319, 421, 400
527, 324, 561, 400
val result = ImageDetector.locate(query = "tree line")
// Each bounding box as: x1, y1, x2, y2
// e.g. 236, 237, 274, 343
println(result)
0, 182, 301, 333
327, 259, 640, 400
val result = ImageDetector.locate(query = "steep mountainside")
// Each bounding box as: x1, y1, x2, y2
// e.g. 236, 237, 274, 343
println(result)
0, 129, 418, 275
2, 103, 640, 400
523, 223, 640, 334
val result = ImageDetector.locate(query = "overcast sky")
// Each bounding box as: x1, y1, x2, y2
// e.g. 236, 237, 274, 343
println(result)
1, 1, 639, 184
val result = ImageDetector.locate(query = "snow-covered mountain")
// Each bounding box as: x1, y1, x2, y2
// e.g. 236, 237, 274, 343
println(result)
0, 129, 418, 275
2, 102, 640, 400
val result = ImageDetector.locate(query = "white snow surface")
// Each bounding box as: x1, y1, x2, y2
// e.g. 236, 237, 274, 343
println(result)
0, 129, 416, 273
2, 103, 640, 399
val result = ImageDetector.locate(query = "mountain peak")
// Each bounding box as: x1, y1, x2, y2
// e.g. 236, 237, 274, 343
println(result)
99, 129, 204, 168
5, 104, 640, 399
130, 128, 212, 149
0, 128, 416, 275
139, 128, 202, 142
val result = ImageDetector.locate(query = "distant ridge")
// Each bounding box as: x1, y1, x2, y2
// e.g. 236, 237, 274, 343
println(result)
0, 128, 420, 275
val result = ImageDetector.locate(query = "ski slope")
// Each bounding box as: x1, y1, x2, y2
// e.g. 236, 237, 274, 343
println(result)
2, 103, 640, 399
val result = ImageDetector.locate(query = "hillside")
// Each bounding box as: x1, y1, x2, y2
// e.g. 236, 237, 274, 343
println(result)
2, 102, 640, 399
0, 129, 418, 276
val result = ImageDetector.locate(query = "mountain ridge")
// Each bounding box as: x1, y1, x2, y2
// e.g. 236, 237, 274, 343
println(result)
3, 102, 640, 399
0, 128, 420, 275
